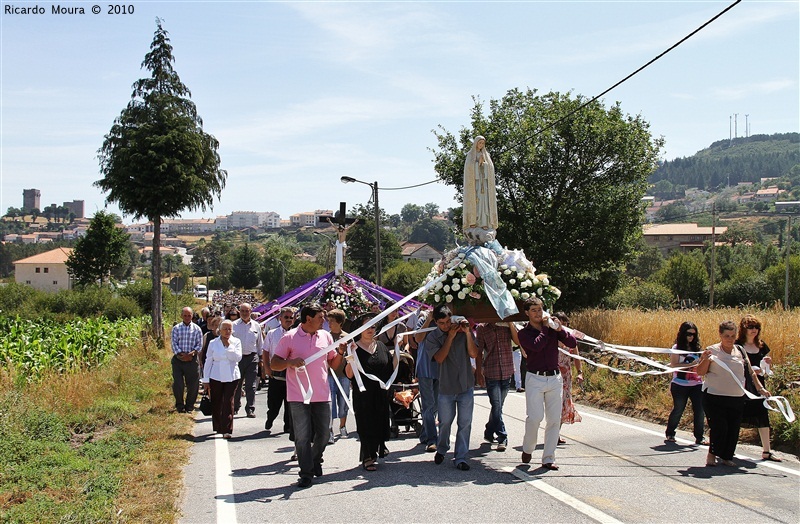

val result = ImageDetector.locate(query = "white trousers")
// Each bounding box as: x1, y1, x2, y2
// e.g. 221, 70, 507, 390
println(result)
522, 373, 563, 465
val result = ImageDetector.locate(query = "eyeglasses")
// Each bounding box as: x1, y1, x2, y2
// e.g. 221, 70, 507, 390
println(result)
281, 316, 293, 320
745, 325, 760, 330
686, 332, 696, 336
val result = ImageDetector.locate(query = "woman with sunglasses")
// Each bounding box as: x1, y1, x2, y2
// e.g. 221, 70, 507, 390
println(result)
665, 322, 706, 445
736, 315, 781, 462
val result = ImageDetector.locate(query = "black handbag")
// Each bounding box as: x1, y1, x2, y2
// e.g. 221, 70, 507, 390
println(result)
199, 394, 212, 416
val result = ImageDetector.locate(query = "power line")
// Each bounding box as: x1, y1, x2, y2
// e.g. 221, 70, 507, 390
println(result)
409, 0, 743, 188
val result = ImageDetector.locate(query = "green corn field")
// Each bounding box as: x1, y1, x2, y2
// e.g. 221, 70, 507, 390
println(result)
0, 315, 146, 378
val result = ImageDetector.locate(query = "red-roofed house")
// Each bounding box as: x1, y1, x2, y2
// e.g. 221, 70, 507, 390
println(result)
14, 247, 73, 292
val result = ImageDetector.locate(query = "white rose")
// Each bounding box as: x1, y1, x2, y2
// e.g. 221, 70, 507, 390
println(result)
459, 263, 466, 269
509, 279, 516, 285
452, 277, 460, 284
447, 270, 455, 277
458, 291, 466, 300
435, 283, 443, 290
510, 266, 517, 272
537, 287, 543, 295
500, 264, 508, 270
522, 292, 530, 299
504, 269, 511, 275
452, 283, 460, 291
434, 294, 441, 302
445, 294, 454, 303
444, 285, 450, 293
554, 288, 562, 297
542, 278, 549, 286
461, 278, 468, 285
510, 289, 520, 298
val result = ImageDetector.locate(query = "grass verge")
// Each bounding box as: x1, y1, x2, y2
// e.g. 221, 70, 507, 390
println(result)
0, 336, 194, 523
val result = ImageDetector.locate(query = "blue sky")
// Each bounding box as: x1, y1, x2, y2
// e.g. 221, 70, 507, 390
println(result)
1, 1, 798, 223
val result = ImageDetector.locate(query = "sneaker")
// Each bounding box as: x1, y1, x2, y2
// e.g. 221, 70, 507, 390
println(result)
265, 419, 273, 431
425, 443, 437, 453
340, 427, 348, 438
497, 440, 507, 452
455, 461, 471, 471
297, 477, 312, 489
434, 452, 444, 465
246, 410, 256, 418
328, 429, 335, 445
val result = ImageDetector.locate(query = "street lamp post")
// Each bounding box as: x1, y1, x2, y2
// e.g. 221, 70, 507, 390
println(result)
341, 176, 382, 285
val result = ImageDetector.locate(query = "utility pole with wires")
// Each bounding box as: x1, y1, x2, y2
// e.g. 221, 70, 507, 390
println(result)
710, 203, 717, 308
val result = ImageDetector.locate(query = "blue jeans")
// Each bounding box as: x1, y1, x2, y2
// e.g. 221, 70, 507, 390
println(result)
418, 377, 439, 445
289, 401, 331, 480
329, 374, 350, 420
666, 382, 705, 442
485, 378, 510, 442
437, 388, 474, 465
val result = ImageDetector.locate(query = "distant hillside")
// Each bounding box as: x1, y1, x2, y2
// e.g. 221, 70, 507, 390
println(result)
650, 132, 799, 190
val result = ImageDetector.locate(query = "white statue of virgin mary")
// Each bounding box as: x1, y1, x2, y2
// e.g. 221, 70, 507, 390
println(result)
462, 136, 498, 244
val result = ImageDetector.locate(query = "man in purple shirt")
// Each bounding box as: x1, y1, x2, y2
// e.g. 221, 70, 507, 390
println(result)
513, 297, 577, 471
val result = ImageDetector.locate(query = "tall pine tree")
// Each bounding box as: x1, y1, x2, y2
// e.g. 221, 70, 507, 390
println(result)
95, 19, 226, 341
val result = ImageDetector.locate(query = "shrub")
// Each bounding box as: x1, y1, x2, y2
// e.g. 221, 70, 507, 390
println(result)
604, 280, 674, 310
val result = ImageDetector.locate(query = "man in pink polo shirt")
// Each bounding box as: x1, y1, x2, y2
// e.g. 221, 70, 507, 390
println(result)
272, 303, 345, 489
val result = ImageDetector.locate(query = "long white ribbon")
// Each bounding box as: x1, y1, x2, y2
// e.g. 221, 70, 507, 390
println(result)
706, 352, 795, 423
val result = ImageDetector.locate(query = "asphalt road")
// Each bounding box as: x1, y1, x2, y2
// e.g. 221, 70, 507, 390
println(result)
179, 386, 799, 524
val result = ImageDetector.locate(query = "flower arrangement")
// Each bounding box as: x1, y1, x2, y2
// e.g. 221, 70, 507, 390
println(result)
421, 245, 561, 311
320, 276, 372, 319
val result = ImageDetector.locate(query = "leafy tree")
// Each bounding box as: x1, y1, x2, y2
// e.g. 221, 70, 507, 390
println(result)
408, 217, 454, 252
191, 238, 232, 281
432, 89, 663, 308
604, 279, 674, 310
655, 202, 688, 222
286, 260, 326, 291
714, 268, 774, 307
383, 260, 433, 296
259, 240, 298, 298
346, 204, 402, 283
657, 252, 708, 304
66, 211, 132, 287
625, 240, 664, 280
401, 203, 423, 224
229, 243, 261, 290
95, 20, 226, 340
765, 255, 800, 307
423, 202, 440, 219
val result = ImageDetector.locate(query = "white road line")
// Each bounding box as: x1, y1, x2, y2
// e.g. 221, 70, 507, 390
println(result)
579, 411, 800, 476
215, 435, 237, 524
502, 466, 623, 524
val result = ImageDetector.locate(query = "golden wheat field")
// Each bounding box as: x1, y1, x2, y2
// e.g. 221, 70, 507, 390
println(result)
571, 308, 800, 365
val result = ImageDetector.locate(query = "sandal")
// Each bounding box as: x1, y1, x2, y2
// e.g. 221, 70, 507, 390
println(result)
762, 451, 782, 462
362, 459, 377, 471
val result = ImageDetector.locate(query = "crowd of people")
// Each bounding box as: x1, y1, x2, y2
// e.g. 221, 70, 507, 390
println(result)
168, 299, 785, 489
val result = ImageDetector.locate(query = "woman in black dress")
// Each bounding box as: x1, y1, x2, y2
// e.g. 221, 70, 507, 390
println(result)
737, 315, 782, 462
345, 314, 395, 471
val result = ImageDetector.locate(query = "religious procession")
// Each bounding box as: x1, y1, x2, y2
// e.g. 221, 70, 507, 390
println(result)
172, 137, 795, 492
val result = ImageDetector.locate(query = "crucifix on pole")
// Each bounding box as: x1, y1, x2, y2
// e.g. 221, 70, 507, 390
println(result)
322, 202, 359, 276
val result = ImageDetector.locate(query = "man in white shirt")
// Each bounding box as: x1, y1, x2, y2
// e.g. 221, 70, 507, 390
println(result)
232, 303, 264, 417
263, 306, 296, 433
